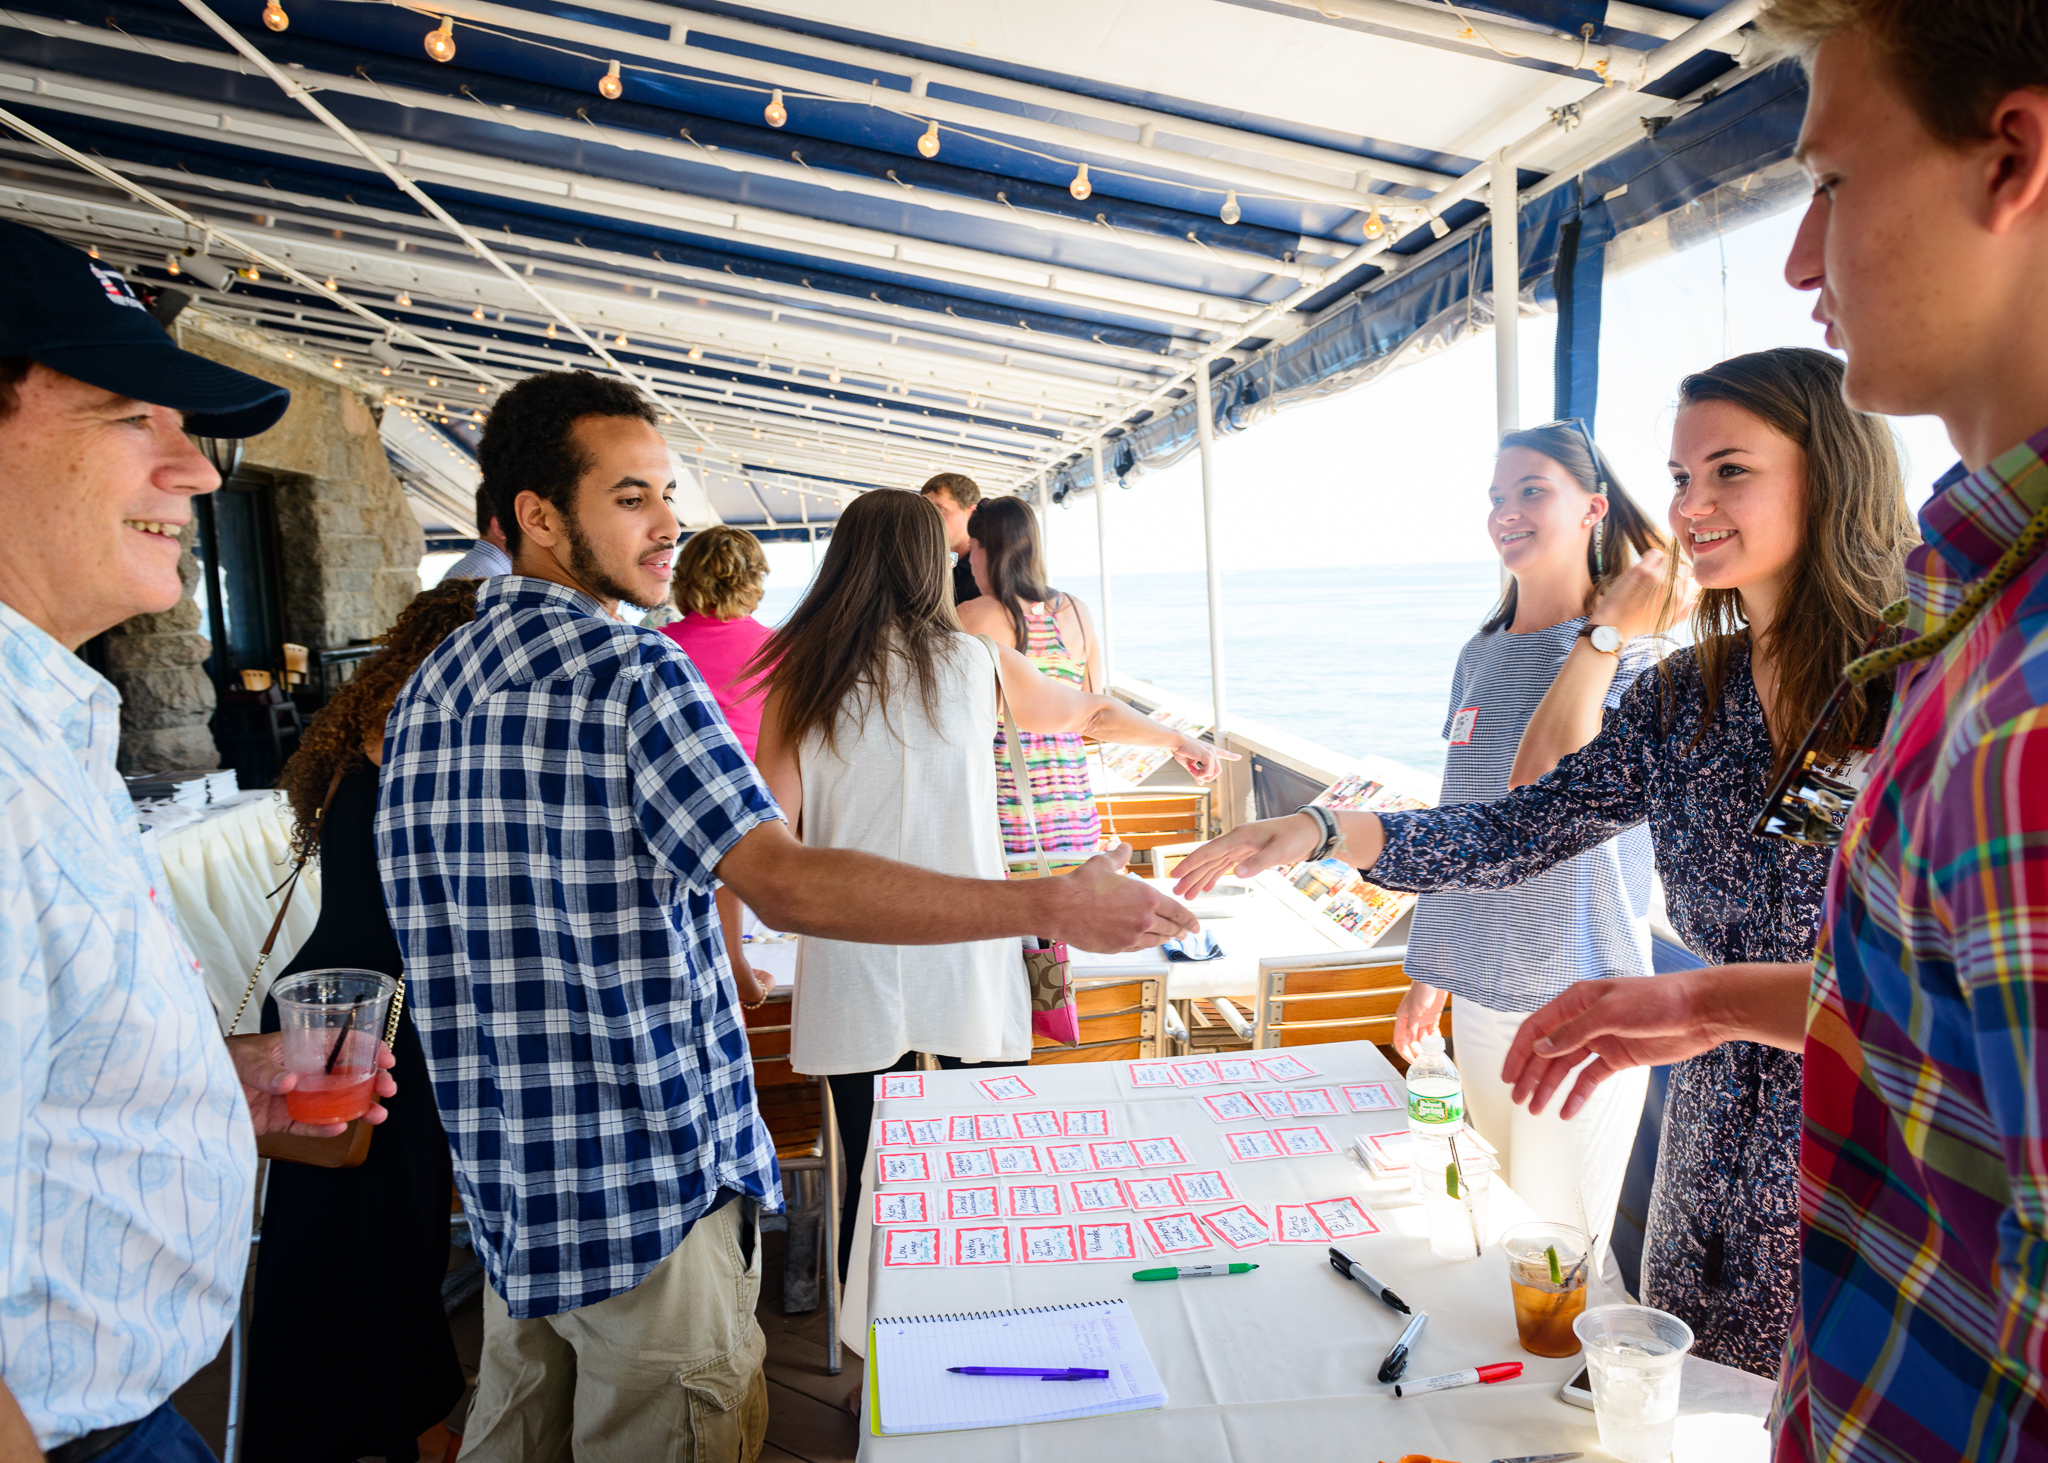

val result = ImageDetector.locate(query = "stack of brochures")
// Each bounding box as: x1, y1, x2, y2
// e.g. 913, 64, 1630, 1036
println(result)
867, 1298, 1167, 1435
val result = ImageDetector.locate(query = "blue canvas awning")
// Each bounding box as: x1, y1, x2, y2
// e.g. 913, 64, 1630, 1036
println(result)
0, 0, 1779, 529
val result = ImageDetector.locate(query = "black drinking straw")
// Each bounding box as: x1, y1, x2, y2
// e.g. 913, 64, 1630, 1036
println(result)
323, 1007, 357, 1075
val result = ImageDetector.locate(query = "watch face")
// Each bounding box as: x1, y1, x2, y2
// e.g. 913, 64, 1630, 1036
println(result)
1590, 624, 1623, 653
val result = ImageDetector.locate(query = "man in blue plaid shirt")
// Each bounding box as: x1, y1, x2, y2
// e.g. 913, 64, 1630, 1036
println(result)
378, 371, 1193, 1461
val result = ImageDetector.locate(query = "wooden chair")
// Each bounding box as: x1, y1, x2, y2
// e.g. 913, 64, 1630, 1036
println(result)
1251, 947, 1452, 1074
1096, 791, 1210, 875
1031, 972, 1166, 1064
742, 994, 841, 1374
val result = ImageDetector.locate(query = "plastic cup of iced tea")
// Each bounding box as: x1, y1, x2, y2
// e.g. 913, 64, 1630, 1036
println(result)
271, 969, 395, 1125
1503, 1222, 1589, 1358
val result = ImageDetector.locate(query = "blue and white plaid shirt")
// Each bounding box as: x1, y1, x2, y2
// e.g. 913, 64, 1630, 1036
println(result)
377, 576, 783, 1319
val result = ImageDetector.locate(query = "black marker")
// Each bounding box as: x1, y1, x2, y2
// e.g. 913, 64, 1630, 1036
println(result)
1376, 1311, 1428, 1383
1329, 1246, 1410, 1315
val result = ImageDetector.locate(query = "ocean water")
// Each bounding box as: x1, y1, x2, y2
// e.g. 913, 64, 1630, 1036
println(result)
759, 561, 1504, 776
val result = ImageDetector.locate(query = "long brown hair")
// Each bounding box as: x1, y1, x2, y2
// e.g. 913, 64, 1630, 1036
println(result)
1481, 421, 1669, 633
966, 495, 1058, 651
1674, 347, 1915, 773
276, 577, 480, 858
754, 490, 962, 752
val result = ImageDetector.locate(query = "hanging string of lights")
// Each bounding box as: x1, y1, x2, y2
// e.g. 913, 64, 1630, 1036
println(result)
381, 3, 1416, 233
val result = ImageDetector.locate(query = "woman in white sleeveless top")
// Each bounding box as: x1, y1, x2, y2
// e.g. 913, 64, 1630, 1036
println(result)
749, 489, 1222, 1275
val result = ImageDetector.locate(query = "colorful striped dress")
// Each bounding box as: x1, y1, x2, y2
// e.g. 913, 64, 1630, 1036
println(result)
994, 596, 1103, 868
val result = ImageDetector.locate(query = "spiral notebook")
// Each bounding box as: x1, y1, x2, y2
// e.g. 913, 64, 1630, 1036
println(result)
866, 1298, 1168, 1435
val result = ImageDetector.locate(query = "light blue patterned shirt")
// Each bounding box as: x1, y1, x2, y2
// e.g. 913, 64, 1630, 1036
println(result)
377, 576, 782, 1320
0, 601, 255, 1448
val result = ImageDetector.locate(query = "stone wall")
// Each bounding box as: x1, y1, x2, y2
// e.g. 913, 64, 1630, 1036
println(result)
102, 328, 424, 773
182, 332, 423, 647
103, 527, 218, 774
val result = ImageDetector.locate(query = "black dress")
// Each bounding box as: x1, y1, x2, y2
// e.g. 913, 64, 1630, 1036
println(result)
244, 763, 465, 1463
1373, 643, 1829, 1377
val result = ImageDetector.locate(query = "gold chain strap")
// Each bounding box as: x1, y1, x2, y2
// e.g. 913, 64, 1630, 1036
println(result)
1844, 492, 2048, 686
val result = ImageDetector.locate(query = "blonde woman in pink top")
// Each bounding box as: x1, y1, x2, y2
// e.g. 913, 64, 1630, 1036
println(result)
661, 525, 775, 1003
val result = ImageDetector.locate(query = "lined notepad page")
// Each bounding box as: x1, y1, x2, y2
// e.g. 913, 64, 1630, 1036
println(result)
870, 1299, 1167, 1435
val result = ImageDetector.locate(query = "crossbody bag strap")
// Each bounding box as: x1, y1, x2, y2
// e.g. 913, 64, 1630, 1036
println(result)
978, 635, 1054, 879
224, 761, 349, 1036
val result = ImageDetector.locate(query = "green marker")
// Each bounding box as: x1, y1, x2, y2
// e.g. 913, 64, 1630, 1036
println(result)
1133, 1264, 1259, 1281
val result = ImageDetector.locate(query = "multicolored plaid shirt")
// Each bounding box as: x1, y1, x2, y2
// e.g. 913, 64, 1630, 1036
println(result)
1777, 429, 2048, 1459
377, 577, 783, 1319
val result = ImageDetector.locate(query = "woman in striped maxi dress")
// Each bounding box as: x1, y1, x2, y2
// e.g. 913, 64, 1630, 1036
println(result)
956, 495, 1107, 869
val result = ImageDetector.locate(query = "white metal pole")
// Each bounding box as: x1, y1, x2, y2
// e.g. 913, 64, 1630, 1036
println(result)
1092, 439, 1115, 693
1490, 149, 1521, 439
1194, 363, 1228, 746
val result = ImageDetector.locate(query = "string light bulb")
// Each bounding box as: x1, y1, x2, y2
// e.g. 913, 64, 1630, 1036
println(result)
1069, 164, 1091, 202
827, 366, 840, 383
424, 17, 456, 63
763, 88, 786, 128
1362, 204, 1386, 240
332, 357, 345, 369
1031, 404, 1044, 421
688, 345, 703, 361
262, 0, 288, 30
323, 276, 336, 290
614, 333, 627, 346
598, 60, 622, 100
394, 289, 410, 306
545, 321, 557, 338
428, 376, 438, 387
1219, 191, 1240, 226
967, 391, 978, 409
917, 121, 940, 159
86, 244, 99, 260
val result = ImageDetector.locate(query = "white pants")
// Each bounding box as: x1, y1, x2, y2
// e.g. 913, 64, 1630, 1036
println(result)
1453, 997, 1648, 1280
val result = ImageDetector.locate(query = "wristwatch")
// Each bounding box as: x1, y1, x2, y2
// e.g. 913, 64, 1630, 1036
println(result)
1579, 623, 1623, 654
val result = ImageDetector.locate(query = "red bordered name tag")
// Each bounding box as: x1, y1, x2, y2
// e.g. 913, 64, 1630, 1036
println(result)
1449, 707, 1480, 745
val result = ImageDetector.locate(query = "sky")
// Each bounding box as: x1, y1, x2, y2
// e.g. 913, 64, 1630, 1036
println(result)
745, 196, 1963, 598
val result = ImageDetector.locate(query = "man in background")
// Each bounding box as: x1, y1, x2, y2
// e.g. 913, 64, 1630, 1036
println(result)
441, 481, 511, 578
0, 220, 392, 1463
1500, 4, 2048, 1457
380, 373, 1190, 1460
920, 470, 981, 605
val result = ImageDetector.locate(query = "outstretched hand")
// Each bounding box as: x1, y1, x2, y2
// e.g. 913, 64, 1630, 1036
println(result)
1043, 843, 1200, 952
1501, 975, 1720, 1119
1171, 814, 1318, 897
227, 1030, 397, 1138
1172, 736, 1238, 784
1592, 547, 1699, 640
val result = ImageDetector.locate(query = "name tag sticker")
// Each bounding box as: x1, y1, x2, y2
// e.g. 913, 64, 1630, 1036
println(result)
1449, 707, 1480, 745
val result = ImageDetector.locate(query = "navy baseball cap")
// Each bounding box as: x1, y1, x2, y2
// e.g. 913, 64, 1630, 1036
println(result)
0, 220, 289, 438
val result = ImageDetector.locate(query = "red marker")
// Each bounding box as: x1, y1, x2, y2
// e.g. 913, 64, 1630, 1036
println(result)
1392, 1362, 1523, 1398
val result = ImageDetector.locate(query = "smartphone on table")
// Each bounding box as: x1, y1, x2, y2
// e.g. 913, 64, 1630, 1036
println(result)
1558, 1366, 1595, 1410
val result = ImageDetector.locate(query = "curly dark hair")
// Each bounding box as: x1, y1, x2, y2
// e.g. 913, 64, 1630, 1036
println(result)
477, 370, 656, 555
275, 577, 480, 859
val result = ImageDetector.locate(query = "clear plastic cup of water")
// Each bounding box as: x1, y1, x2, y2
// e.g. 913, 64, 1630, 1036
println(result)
1572, 1304, 1694, 1463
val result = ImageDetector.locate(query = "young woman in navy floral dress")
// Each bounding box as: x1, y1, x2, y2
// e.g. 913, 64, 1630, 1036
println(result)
1174, 349, 1917, 1376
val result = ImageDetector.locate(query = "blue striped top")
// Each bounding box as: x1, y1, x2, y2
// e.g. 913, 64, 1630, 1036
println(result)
1400, 617, 1661, 1011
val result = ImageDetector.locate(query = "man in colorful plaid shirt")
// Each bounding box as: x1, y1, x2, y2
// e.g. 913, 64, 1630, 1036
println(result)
1497, 2, 2048, 1457
378, 370, 1196, 1461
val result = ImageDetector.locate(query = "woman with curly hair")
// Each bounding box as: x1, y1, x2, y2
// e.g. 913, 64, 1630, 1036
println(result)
661, 525, 775, 1006
243, 578, 479, 1463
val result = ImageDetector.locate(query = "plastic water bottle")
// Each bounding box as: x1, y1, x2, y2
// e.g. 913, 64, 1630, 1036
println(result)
1405, 1033, 1464, 1201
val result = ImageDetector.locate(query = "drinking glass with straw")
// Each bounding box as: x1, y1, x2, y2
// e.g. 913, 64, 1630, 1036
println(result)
1502, 1222, 1589, 1357
271, 968, 396, 1125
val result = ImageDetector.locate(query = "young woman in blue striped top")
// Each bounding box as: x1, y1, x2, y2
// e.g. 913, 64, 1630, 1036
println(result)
1391, 421, 1689, 1265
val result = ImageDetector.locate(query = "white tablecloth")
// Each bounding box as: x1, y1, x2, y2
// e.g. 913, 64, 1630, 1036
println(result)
847, 1043, 1774, 1462
150, 792, 321, 1032
1068, 874, 1364, 1003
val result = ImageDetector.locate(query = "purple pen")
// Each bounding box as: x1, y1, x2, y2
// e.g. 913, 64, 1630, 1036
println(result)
946, 1366, 1110, 1380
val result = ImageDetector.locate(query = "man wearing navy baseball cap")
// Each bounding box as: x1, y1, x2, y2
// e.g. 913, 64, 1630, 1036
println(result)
0, 220, 393, 1463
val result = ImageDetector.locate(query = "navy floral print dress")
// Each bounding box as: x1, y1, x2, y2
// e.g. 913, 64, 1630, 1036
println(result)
1373, 639, 1828, 1376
